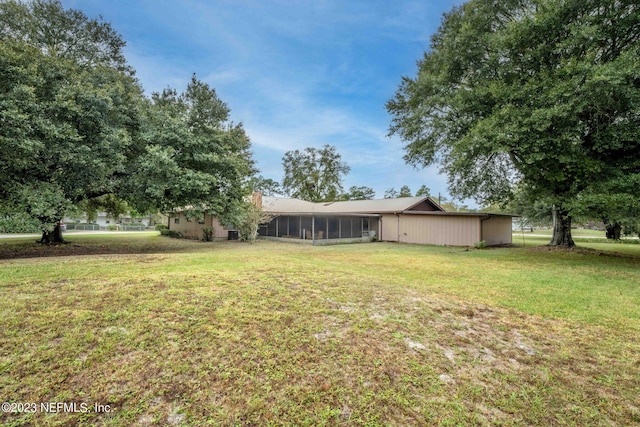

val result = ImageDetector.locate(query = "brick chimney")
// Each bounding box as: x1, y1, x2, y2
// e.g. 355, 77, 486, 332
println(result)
251, 191, 263, 208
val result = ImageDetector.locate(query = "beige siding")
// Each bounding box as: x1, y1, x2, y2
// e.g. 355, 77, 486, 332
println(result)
380, 214, 482, 246
169, 213, 230, 240
481, 216, 512, 246
380, 214, 399, 242
399, 215, 481, 246
209, 216, 230, 239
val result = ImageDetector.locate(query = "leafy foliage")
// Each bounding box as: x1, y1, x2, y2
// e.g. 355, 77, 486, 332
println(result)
1, 2, 256, 243
159, 229, 183, 238
0, 0, 143, 240
0, 212, 40, 233
384, 186, 416, 198
235, 202, 273, 243
282, 145, 350, 202
415, 185, 432, 198
202, 226, 215, 242
387, 0, 640, 246
398, 185, 412, 198
384, 188, 399, 199
127, 75, 255, 224
571, 174, 640, 238
246, 175, 282, 196
0, 0, 129, 71
339, 186, 376, 201
474, 240, 486, 249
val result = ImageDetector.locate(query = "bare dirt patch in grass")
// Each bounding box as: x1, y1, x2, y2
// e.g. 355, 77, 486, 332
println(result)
356, 288, 640, 425
528, 244, 637, 259
0, 234, 211, 260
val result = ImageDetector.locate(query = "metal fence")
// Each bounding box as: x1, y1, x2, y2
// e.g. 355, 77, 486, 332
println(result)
65, 224, 101, 231
65, 224, 155, 231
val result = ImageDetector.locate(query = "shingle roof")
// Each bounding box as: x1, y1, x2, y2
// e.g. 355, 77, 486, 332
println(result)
262, 196, 443, 214
261, 197, 317, 213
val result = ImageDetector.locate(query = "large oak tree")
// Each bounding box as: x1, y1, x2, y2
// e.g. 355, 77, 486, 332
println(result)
127, 76, 255, 224
387, 0, 640, 246
1, 1, 255, 242
281, 145, 350, 202
1, 0, 142, 242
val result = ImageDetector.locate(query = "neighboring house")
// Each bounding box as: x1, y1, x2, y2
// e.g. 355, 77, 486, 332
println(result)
63, 212, 156, 228
92, 212, 151, 227
168, 213, 234, 240
169, 194, 515, 246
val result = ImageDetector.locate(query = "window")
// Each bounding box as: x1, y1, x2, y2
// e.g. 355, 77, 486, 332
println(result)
174, 217, 180, 224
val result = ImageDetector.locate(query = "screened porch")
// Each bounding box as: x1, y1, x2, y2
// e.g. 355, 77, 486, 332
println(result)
258, 214, 379, 242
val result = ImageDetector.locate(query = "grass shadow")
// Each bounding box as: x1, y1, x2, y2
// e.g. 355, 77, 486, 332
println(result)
0, 233, 234, 260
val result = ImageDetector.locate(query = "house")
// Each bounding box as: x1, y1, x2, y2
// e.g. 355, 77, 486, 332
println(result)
169, 194, 515, 246
168, 212, 234, 240
63, 212, 157, 229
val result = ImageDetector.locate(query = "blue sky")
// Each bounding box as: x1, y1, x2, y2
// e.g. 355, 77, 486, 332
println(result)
62, 0, 465, 202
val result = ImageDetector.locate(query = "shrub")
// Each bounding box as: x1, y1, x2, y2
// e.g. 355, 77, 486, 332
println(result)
235, 203, 273, 243
202, 226, 215, 242
107, 224, 119, 231
0, 215, 41, 233
623, 222, 639, 237
160, 229, 183, 238
155, 224, 168, 231
474, 240, 487, 249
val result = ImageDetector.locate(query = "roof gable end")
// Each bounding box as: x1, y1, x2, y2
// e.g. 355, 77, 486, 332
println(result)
404, 197, 445, 212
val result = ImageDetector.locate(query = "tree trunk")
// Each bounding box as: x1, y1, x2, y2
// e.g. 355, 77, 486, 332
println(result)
37, 224, 66, 244
604, 219, 621, 240
549, 205, 575, 247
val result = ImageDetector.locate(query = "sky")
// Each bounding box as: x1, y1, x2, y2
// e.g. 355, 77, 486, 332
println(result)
62, 0, 466, 202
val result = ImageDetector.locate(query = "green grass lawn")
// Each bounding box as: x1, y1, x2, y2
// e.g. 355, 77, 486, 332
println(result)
514, 227, 609, 238
1, 234, 639, 426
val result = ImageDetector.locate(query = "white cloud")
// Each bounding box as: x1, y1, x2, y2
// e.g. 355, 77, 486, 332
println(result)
61, 0, 468, 203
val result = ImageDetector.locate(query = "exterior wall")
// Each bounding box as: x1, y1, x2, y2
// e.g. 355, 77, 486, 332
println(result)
381, 213, 512, 247
166, 209, 511, 246
169, 213, 230, 239
481, 216, 513, 246
380, 214, 481, 246
380, 214, 399, 242
399, 214, 481, 246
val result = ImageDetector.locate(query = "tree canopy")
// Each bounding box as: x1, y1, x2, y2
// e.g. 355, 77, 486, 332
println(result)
384, 186, 414, 198
0, 0, 143, 242
339, 186, 376, 201
387, 0, 640, 246
281, 145, 350, 202
384, 188, 399, 199
398, 185, 413, 198
415, 185, 431, 198
1, 0, 255, 242
247, 175, 283, 197
126, 76, 255, 224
